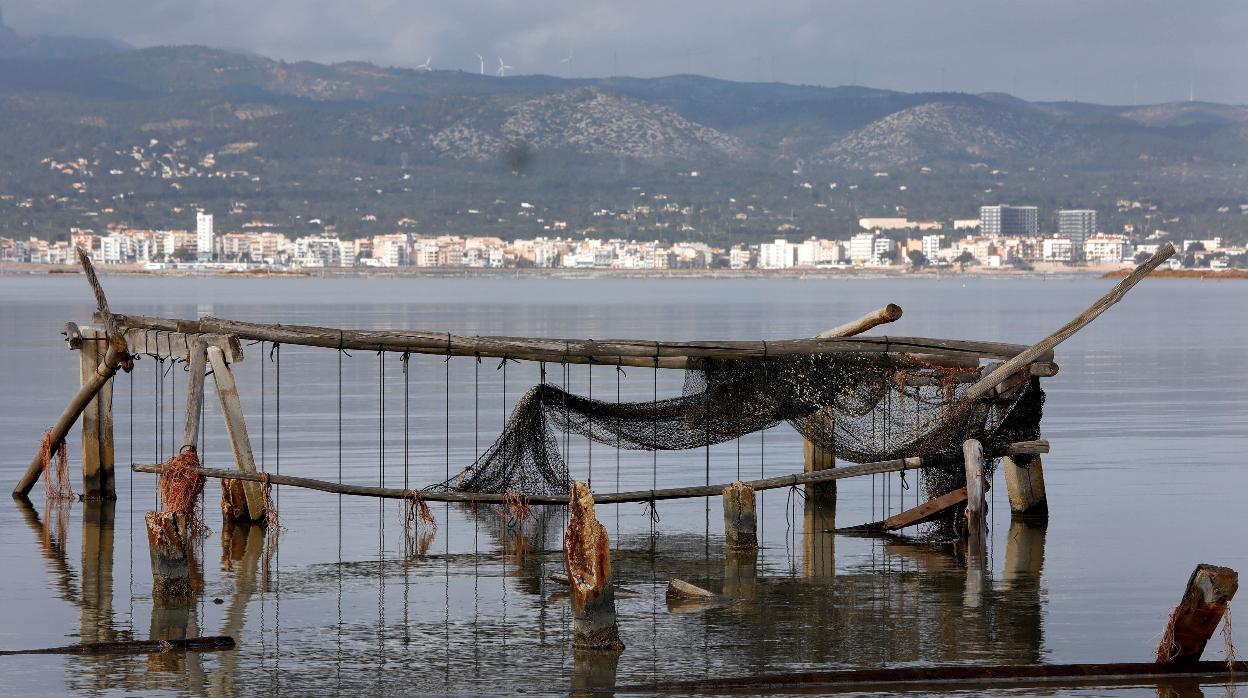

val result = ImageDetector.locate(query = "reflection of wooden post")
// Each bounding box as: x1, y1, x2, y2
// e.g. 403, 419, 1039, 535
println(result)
80, 501, 116, 644
803, 497, 836, 579
207, 346, 266, 522
1002, 518, 1047, 590
1003, 455, 1048, 519
1002, 518, 1046, 663
722, 481, 758, 552
213, 520, 264, 697
564, 482, 624, 652
803, 414, 836, 504
145, 511, 193, 600
79, 328, 116, 500
1157, 564, 1238, 664
723, 550, 757, 599
571, 648, 620, 697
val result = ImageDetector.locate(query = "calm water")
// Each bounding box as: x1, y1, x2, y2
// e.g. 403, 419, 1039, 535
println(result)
0, 273, 1245, 696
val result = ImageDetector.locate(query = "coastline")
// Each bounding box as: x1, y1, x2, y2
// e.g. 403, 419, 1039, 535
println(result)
0, 261, 1131, 280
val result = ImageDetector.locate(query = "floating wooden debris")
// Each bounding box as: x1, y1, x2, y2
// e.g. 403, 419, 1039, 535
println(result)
0, 636, 235, 657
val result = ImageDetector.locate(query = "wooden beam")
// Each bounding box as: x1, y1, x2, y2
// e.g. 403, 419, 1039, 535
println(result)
1004, 454, 1049, 518
963, 242, 1175, 402
133, 440, 1048, 506
623, 661, 1248, 693
107, 312, 1043, 364
722, 481, 758, 552
815, 303, 902, 338
206, 346, 265, 522
14, 341, 126, 498
840, 487, 969, 532
0, 636, 235, 656
78, 328, 104, 498
963, 439, 987, 545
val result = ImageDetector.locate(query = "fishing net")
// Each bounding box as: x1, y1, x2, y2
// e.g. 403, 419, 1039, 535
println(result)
158, 450, 209, 538
41, 431, 74, 502
430, 354, 1044, 504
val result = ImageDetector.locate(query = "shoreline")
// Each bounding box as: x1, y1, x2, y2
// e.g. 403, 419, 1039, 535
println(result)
4, 262, 1242, 280
1, 262, 1124, 280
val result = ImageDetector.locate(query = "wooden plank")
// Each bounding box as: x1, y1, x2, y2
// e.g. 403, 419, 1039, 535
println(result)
133, 440, 1048, 506
623, 661, 1248, 693
842, 487, 969, 532
206, 346, 265, 521
107, 312, 1043, 364
963, 242, 1175, 402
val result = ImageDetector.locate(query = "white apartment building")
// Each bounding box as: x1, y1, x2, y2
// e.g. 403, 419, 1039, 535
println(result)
1042, 238, 1073, 262
758, 239, 796, 269
196, 210, 214, 261
296, 236, 345, 267
921, 234, 945, 261
729, 246, 752, 270
848, 232, 877, 264
1083, 234, 1130, 264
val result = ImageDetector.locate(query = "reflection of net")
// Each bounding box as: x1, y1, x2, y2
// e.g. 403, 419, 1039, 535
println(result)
432, 355, 1044, 503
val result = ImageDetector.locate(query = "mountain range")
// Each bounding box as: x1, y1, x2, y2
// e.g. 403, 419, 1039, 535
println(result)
1, 38, 1246, 243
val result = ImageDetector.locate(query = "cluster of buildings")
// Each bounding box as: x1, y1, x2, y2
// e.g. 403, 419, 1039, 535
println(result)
2, 205, 1243, 271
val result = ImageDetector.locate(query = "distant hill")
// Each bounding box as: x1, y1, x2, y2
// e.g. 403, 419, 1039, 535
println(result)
0, 12, 130, 60
0, 44, 1246, 244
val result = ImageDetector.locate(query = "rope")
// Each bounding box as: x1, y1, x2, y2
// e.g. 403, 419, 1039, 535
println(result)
641, 496, 661, 524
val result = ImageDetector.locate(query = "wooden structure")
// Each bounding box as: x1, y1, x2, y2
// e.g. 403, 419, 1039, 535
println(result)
1157, 564, 1238, 664
13, 244, 1177, 541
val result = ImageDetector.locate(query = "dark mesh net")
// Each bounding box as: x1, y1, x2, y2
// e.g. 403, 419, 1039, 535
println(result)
431, 354, 1043, 503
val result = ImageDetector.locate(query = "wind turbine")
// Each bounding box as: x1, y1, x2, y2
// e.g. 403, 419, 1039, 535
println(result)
475, 53, 484, 75
496, 56, 513, 77
417, 56, 432, 71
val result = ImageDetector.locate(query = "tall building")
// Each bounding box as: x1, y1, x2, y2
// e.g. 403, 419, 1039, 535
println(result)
758, 239, 796, 269
979, 205, 1038, 237
195, 210, 214, 261
1057, 209, 1096, 260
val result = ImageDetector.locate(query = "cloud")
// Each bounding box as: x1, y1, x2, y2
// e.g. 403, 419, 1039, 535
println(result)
5, 0, 1246, 103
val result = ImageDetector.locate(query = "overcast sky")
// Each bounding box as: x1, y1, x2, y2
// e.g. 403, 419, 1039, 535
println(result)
6, 0, 1246, 104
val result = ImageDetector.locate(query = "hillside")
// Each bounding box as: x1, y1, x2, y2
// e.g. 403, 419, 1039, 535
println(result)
0, 44, 1246, 244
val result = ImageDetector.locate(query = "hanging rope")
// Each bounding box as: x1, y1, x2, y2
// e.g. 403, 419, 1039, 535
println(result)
40, 431, 73, 501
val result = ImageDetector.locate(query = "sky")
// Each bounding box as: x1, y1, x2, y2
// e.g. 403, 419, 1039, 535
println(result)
5, 0, 1246, 105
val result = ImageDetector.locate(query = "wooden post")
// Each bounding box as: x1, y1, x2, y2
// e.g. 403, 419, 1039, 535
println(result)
145, 511, 194, 599
722, 481, 758, 552
564, 481, 624, 652
803, 496, 836, 579
207, 346, 266, 522
181, 338, 207, 453
1003, 454, 1048, 519
803, 423, 836, 503
1157, 564, 1238, 664
962, 439, 987, 546
78, 329, 116, 500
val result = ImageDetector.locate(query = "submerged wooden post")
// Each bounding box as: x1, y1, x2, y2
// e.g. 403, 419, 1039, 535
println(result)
963, 439, 987, 545
1003, 454, 1048, 518
145, 511, 194, 599
1157, 564, 1238, 664
78, 328, 116, 500
722, 481, 758, 552
564, 481, 624, 652
207, 346, 266, 522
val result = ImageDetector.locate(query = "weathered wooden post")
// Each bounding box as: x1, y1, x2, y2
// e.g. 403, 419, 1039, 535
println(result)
722, 481, 758, 552
564, 481, 624, 652
145, 511, 194, 599
78, 327, 116, 500
1156, 564, 1238, 664
1003, 454, 1048, 519
207, 346, 266, 523
962, 439, 988, 609
962, 439, 987, 546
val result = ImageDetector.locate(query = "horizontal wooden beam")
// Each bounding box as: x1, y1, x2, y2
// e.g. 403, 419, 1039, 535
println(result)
105, 313, 1047, 365
841, 486, 970, 533
622, 660, 1248, 693
132, 440, 1047, 506
67, 323, 243, 363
